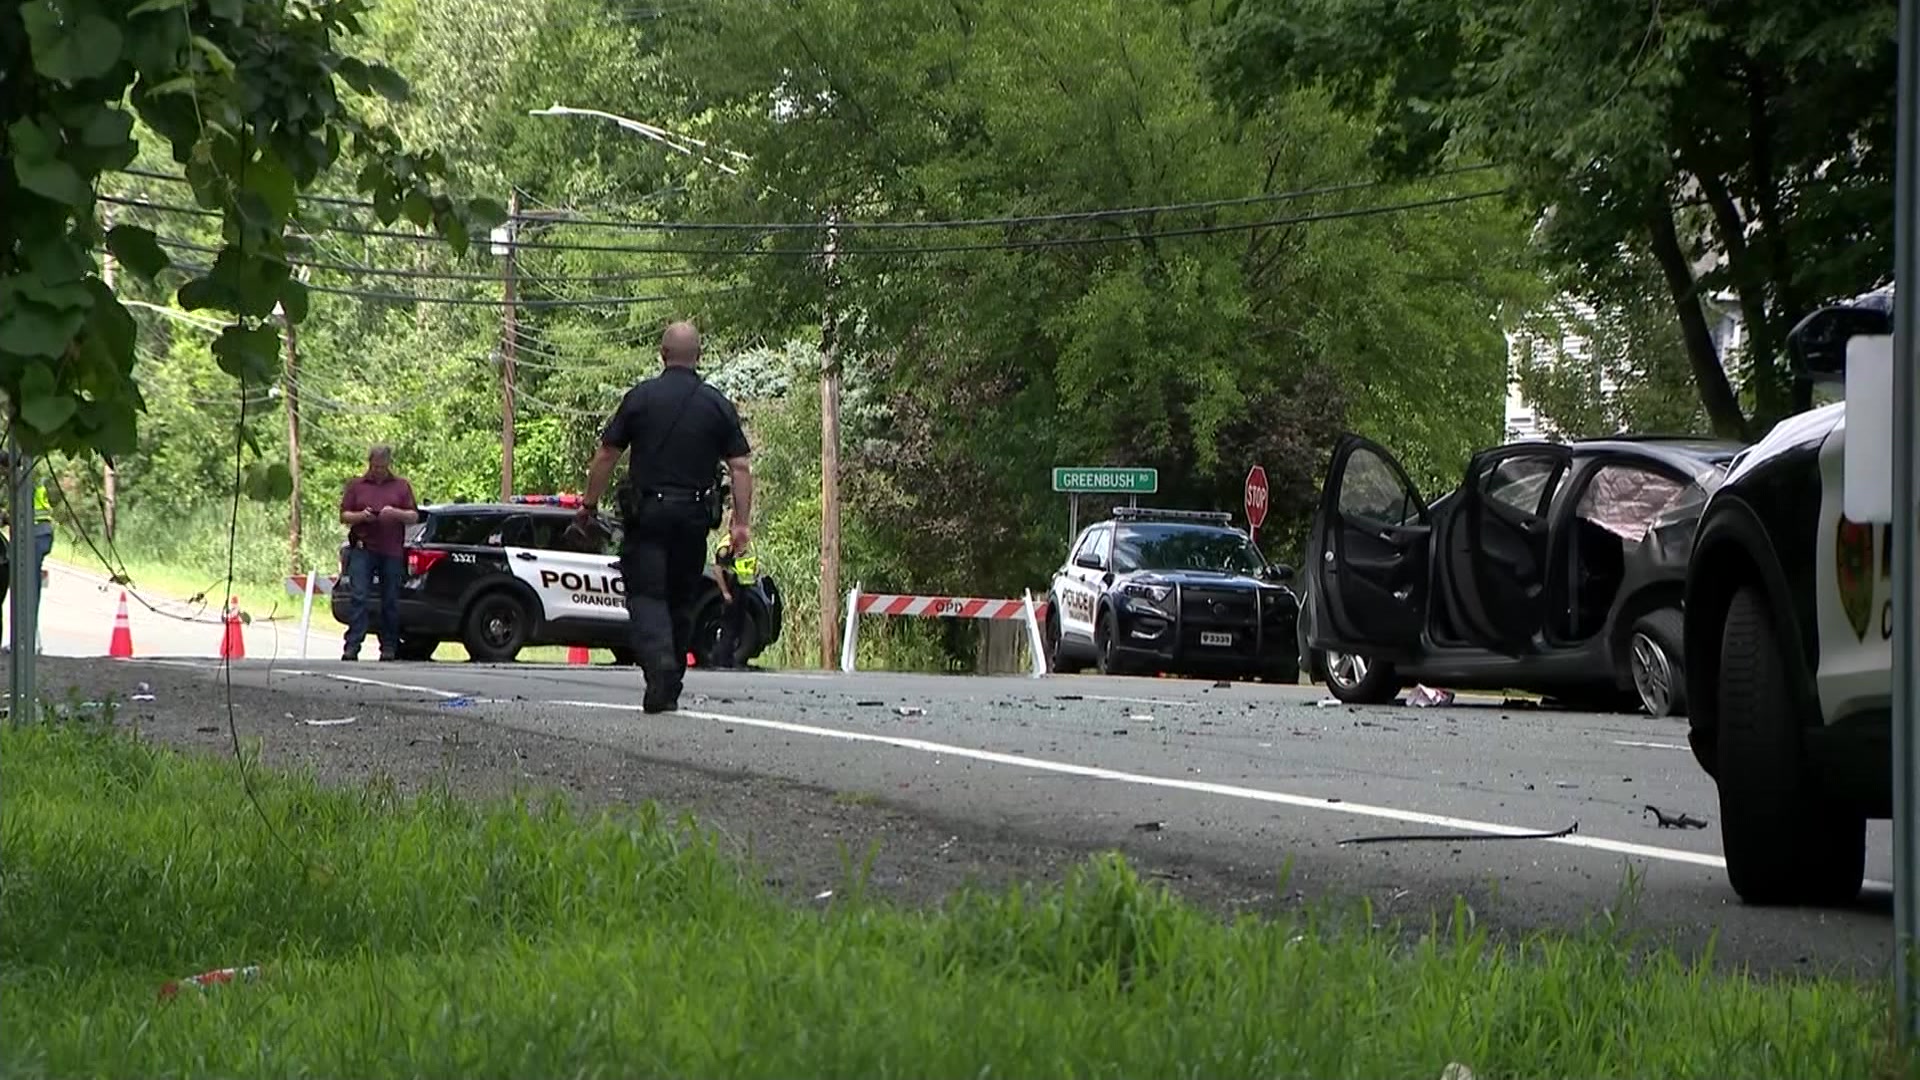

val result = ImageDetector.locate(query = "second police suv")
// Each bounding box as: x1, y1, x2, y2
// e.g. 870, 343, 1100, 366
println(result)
332, 493, 783, 666
1043, 506, 1301, 682
1682, 286, 1896, 907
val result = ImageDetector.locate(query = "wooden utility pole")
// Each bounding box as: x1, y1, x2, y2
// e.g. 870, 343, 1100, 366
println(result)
100, 206, 118, 540
500, 190, 520, 501
278, 301, 302, 577
819, 213, 843, 669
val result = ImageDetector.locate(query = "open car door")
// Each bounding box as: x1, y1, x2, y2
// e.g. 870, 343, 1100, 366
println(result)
1444, 444, 1572, 655
1310, 433, 1431, 659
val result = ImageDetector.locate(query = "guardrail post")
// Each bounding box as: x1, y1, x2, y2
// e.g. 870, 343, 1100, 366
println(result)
298, 570, 319, 661
1022, 590, 1047, 678
839, 583, 861, 673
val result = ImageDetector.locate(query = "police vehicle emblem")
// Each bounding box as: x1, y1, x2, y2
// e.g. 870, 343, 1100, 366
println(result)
1836, 516, 1875, 643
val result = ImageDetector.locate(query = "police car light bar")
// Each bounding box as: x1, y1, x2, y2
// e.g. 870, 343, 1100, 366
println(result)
1111, 506, 1234, 525
507, 493, 584, 507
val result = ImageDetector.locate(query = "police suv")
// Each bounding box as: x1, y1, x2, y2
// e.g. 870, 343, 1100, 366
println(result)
1683, 286, 1893, 906
332, 494, 783, 665
1043, 506, 1301, 681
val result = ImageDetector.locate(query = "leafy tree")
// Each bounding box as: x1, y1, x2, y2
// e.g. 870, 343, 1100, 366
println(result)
1205, 0, 1898, 440
1, 0, 502, 485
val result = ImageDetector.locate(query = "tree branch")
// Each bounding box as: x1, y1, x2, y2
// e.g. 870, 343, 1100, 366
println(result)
1646, 201, 1748, 440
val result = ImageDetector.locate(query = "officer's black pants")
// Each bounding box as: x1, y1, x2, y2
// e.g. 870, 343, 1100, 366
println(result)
617, 498, 710, 693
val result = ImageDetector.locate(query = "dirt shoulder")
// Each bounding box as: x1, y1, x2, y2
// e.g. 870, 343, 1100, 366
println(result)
34, 657, 1288, 916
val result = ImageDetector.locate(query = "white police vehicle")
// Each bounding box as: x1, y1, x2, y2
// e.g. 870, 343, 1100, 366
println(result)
333, 494, 782, 665
1683, 286, 1893, 905
1043, 506, 1300, 681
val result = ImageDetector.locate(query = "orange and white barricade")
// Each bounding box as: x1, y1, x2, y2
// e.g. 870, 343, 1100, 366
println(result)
839, 586, 1050, 678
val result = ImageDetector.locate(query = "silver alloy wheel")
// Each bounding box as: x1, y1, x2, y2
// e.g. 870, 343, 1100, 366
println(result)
1631, 630, 1675, 717
1325, 650, 1370, 691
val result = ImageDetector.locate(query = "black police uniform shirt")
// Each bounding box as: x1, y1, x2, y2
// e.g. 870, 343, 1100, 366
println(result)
599, 365, 751, 493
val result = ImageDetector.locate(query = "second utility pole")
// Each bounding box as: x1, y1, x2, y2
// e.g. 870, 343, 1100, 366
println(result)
500, 190, 520, 501
819, 213, 842, 669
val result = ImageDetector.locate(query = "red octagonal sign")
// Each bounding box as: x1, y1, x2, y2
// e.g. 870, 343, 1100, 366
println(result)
1245, 465, 1270, 531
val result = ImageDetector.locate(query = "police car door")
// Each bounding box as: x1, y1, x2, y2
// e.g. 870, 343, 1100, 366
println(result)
1058, 524, 1111, 644
516, 514, 627, 626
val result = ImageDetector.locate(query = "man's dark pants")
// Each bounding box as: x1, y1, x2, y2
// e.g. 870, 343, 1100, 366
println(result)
618, 497, 710, 704
345, 547, 404, 658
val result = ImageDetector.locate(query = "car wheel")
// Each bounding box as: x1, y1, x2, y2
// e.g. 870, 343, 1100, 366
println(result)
1095, 607, 1132, 676
395, 638, 439, 662
1046, 605, 1083, 674
462, 591, 529, 663
1629, 609, 1687, 718
1321, 649, 1400, 704
689, 597, 762, 669
1715, 586, 1865, 906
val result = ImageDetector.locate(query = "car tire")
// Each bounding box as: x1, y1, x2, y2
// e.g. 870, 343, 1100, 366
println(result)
1046, 605, 1084, 675
1320, 649, 1400, 704
395, 638, 439, 662
1715, 586, 1865, 906
689, 597, 762, 668
1095, 607, 1132, 676
462, 591, 529, 663
1629, 609, 1687, 718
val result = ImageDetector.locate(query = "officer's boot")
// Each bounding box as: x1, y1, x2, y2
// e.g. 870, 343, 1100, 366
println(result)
641, 652, 681, 714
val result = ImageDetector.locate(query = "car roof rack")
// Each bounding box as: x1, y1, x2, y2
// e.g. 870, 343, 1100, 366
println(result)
1111, 506, 1235, 526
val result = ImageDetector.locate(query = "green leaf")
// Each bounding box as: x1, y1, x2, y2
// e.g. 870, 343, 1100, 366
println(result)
106, 225, 172, 282
363, 63, 411, 102
128, 0, 190, 15
79, 106, 134, 148
402, 190, 432, 227
212, 323, 282, 385
0, 300, 87, 358
241, 152, 299, 219
192, 36, 235, 77
8, 118, 90, 206
209, 0, 242, 22
335, 57, 375, 95
235, 422, 262, 458
278, 277, 309, 324
442, 214, 470, 258
175, 276, 225, 312
144, 74, 198, 97
83, 281, 136, 372
17, 361, 76, 435
262, 462, 294, 500
467, 196, 508, 228
21, 1, 125, 83
15, 276, 92, 310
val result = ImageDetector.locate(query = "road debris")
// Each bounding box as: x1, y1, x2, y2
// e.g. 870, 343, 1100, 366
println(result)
1407, 684, 1456, 708
1644, 805, 1709, 830
1338, 822, 1577, 846
1133, 821, 1165, 832
813, 889, 834, 902
159, 964, 261, 1002
1054, 694, 1085, 701
301, 716, 357, 727
894, 706, 925, 717
1110, 728, 1129, 736
438, 697, 474, 709
195, 725, 218, 734
1441, 1064, 1477, 1080
1128, 713, 1154, 722
130, 681, 155, 702
1212, 680, 1233, 689
1316, 697, 1341, 707
856, 700, 885, 707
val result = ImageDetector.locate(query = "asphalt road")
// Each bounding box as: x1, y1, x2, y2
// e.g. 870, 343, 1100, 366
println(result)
70, 656, 1897, 977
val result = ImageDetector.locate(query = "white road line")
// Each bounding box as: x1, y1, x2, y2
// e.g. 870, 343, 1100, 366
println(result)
283, 670, 468, 700
551, 698, 1731, 871
1615, 739, 1690, 751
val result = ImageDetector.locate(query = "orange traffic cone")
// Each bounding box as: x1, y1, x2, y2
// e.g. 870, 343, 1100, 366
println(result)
108, 591, 134, 659
686, 651, 697, 669
566, 644, 590, 665
218, 597, 245, 659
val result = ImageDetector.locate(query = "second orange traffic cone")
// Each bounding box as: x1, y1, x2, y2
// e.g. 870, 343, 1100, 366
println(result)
218, 597, 245, 659
566, 644, 590, 665
108, 591, 134, 658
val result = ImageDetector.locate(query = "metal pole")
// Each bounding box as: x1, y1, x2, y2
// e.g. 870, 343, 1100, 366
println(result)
8, 440, 37, 722
819, 213, 843, 670
500, 191, 520, 501
1070, 493, 1079, 542
1891, 0, 1920, 1040
280, 302, 303, 577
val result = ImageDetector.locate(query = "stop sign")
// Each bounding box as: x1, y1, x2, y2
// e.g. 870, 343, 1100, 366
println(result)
1245, 465, 1270, 531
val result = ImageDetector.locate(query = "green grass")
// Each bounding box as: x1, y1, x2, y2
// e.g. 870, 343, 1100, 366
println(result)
0, 719, 1903, 1079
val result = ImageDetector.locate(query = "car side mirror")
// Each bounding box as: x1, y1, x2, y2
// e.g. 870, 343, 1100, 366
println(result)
1789, 302, 1893, 383
1263, 564, 1294, 583
1074, 553, 1104, 570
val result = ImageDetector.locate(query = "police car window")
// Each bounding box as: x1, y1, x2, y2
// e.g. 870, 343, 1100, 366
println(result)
1575, 465, 1686, 543
1482, 455, 1559, 516
1112, 526, 1263, 575
1339, 448, 1420, 525
428, 513, 505, 547
1070, 529, 1102, 566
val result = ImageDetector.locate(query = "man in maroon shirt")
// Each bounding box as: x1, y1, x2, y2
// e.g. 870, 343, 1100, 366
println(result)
339, 444, 418, 661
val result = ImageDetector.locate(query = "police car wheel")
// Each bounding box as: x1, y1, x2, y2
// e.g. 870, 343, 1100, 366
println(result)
1046, 606, 1084, 675
462, 591, 529, 663
1629, 609, 1687, 719
1715, 586, 1865, 906
1322, 650, 1400, 705
1095, 607, 1133, 676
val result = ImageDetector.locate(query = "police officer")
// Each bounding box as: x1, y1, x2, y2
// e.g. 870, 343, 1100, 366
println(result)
578, 322, 753, 713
